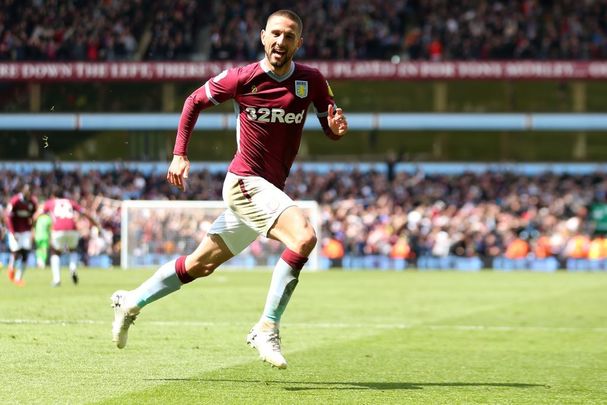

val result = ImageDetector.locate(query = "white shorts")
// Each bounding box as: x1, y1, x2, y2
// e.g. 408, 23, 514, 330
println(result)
51, 230, 80, 251
8, 231, 32, 252
208, 172, 295, 255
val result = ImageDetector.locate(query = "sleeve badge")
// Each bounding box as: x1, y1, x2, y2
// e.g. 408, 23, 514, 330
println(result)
326, 80, 334, 97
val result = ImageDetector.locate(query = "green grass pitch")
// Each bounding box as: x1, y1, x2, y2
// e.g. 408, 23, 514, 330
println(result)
1, 268, 606, 404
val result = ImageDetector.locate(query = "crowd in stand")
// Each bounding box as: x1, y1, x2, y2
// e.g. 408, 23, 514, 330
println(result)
0, 0, 142, 61
209, 0, 607, 61
0, 0, 202, 61
2, 166, 607, 268
285, 167, 607, 267
1, 0, 606, 61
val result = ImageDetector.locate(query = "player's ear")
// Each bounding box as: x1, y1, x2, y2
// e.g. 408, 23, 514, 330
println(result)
260, 29, 266, 46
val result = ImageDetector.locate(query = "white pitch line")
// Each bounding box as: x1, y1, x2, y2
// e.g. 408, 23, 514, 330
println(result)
425, 324, 607, 333
1, 319, 606, 332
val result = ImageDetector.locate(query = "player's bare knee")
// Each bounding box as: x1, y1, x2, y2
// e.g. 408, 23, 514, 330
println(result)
294, 231, 317, 256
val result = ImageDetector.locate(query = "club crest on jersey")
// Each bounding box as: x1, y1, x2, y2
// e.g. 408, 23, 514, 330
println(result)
295, 80, 308, 98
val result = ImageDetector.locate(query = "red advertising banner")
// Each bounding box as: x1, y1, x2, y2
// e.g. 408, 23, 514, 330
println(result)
1, 61, 607, 81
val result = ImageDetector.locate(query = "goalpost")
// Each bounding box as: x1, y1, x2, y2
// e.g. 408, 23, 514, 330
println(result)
120, 200, 322, 270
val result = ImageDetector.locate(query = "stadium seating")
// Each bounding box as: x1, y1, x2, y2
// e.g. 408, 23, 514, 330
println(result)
1, 1, 605, 61
2, 165, 607, 271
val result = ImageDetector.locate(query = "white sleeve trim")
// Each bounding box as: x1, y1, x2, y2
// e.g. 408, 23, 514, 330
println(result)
204, 82, 219, 105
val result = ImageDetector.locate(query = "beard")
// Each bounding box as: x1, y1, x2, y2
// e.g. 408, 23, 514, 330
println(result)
266, 48, 294, 68
270, 58, 287, 68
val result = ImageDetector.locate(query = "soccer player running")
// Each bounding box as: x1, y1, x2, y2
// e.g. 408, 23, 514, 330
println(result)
111, 9, 348, 369
4, 184, 37, 286
41, 190, 100, 287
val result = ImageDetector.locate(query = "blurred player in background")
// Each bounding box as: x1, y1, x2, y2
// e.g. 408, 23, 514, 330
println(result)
4, 184, 37, 286
34, 212, 52, 268
41, 189, 100, 287
111, 9, 348, 369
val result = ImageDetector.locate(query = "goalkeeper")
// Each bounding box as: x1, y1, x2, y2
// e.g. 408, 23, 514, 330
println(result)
110, 9, 348, 370
34, 212, 52, 269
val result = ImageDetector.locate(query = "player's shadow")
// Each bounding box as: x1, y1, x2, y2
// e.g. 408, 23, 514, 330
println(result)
146, 378, 547, 391
280, 381, 548, 391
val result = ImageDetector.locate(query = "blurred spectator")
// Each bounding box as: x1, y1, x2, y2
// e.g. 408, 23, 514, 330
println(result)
2, 165, 607, 267
322, 236, 345, 268
504, 232, 530, 259
390, 236, 412, 260
563, 233, 590, 259
1, 1, 607, 61
587, 235, 606, 260
532, 235, 551, 259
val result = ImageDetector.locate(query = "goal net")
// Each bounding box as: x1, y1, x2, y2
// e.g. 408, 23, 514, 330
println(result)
120, 200, 322, 270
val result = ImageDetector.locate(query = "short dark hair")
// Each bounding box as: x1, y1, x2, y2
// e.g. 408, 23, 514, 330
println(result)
50, 185, 64, 198
267, 9, 303, 35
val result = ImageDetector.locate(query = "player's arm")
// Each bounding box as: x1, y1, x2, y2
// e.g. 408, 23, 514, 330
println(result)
313, 75, 348, 140
72, 200, 101, 229
32, 205, 44, 223
4, 202, 14, 234
78, 208, 101, 229
81, 209, 101, 230
168, 87, 206, 191
168, 68, 239, 191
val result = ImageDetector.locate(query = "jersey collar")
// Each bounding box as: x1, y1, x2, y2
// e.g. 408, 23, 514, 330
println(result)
259, 59, 295, 82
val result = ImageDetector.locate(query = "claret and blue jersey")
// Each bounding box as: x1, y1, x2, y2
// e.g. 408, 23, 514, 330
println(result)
173, 60, 340, 190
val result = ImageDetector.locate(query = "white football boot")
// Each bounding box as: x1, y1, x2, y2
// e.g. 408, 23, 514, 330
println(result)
246, 323, 288, 369
111, 290, 140, 349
